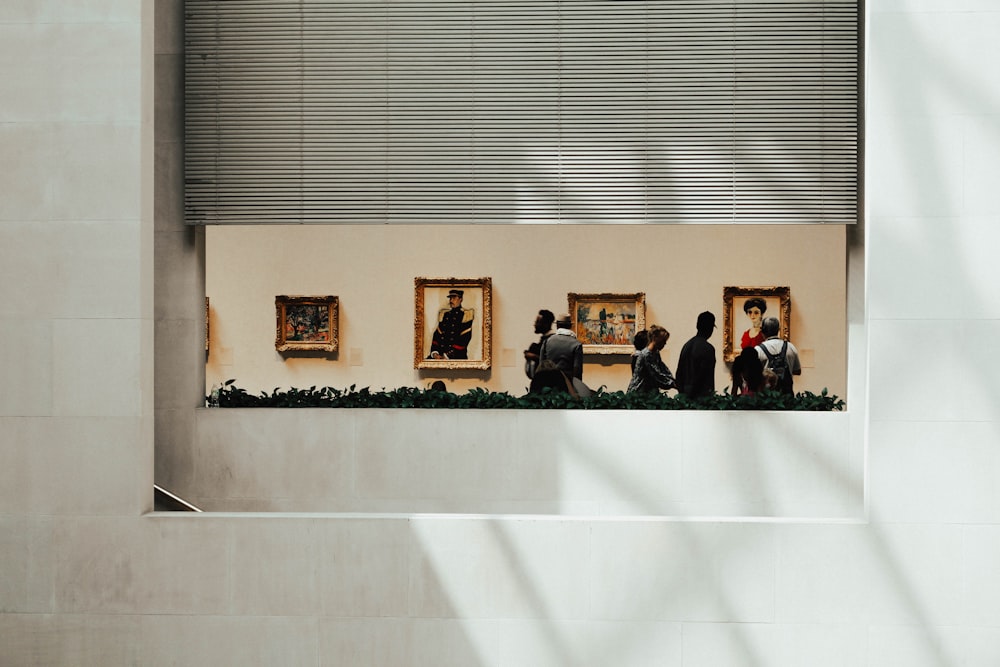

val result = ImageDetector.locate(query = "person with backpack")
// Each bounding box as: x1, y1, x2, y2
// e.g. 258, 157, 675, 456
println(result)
754, 316, 801, 395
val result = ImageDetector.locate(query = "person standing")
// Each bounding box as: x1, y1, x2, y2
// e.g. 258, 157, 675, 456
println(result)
523, 309, 555, 379
675, 311, 717, 398
540, 312, 584, 380
429, 289, 474, 359
731, 346, 767, 396
755, 316, 802, 394
630, 329, 649, 373
626, 325, 676, 393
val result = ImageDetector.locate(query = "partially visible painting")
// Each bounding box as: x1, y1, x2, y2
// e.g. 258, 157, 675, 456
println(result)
275, 295, 339, 352
722, 286, 791, 362
415, 277, 492, 370
567, 292, 646, 355
205, 296, 210, 352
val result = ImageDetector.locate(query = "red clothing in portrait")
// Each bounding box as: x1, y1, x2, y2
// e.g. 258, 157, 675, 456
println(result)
741, 329, 764, 349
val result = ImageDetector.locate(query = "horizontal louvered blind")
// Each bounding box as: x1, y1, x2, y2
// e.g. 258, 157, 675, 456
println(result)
185, 0, 860, 224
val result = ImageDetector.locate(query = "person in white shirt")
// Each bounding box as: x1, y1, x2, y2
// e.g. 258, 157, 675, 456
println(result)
755, 316, 802, 395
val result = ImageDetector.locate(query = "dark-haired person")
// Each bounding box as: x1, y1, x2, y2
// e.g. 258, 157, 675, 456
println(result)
740, 297, 767, 350
524, 309, 555, 379
626, 325, 676, 393
676, 311, 717, 398
731, 346, 767, 396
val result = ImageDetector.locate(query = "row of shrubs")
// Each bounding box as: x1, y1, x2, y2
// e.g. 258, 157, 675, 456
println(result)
212, 380, 845, 411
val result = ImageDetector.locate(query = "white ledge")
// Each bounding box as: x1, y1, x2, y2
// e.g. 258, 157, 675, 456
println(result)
187, 408, 863, 519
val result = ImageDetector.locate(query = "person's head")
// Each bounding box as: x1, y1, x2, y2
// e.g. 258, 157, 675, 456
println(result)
647, 324, 669, 350
447, 289, 464, 308
761, 316, 780, 338
696, 310, 716, 337
633, 329, 649, 351
535, 309, 555, 334
556, 312, 572, 329
743, 297, 767, 327
735, 346, 764, 388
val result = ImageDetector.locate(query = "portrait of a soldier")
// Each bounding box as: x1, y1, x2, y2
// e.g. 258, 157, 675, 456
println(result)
429, 289, 475, 359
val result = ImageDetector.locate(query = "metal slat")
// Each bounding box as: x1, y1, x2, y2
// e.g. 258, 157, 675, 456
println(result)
185, 0, 860, 225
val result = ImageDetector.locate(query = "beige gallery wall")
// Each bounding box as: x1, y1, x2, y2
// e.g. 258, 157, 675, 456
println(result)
206, 223, 846, 399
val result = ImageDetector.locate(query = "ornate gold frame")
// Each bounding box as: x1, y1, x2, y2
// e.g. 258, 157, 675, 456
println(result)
275, 295, 339, 353
205, 296, 210, 352
414, 277, 492, 370
567, 292, 646, 355
722, 286, 791, 362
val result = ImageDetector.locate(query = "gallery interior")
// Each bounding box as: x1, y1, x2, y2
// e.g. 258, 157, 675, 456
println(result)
5, 0, 1000, 664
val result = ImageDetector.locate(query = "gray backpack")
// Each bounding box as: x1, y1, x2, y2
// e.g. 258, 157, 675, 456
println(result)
758, 341, 792, 394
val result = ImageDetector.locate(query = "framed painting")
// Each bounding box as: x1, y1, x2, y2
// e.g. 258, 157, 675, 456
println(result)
722, 286, 791, 362
567, 292, 646, 355
415, 277, 492, 370
275, 295, 339, 352
205, 296, 210, 352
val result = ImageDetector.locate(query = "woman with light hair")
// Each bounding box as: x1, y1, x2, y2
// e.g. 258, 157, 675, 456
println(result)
626, 325, 676, 393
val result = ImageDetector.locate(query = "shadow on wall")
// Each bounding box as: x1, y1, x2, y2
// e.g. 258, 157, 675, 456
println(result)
403, 9, 992, 665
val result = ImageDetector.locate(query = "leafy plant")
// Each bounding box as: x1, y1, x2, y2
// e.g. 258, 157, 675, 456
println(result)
211, 380, 845, 411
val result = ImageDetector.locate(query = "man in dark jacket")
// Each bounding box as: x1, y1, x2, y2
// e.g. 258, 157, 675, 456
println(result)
523, 309, 555, 379
675, 311, 717, 398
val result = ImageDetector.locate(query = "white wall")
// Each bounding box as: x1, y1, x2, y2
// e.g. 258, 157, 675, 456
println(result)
190, 408, 860, 516
207, 224, 847, 398
4, 0, 1000, 665
0, 6, 153, 507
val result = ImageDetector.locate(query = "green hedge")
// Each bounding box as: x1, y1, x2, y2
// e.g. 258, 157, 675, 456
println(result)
211, 380, 845, 411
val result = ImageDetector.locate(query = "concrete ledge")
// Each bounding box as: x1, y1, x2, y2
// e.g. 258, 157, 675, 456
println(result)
187, 408, 862, 518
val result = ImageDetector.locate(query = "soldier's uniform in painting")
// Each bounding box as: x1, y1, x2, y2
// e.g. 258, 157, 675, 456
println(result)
430, 307, 474, 359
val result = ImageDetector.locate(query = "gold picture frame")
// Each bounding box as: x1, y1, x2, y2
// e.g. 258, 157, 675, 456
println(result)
205, 296, 210, 352
414, 277, 492, 370
567, 292, 646, 355
722, 286, 791, 362
275, 295, 339, 352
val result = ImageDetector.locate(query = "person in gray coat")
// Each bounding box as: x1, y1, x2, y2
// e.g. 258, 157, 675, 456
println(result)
539, 312, 584, 380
